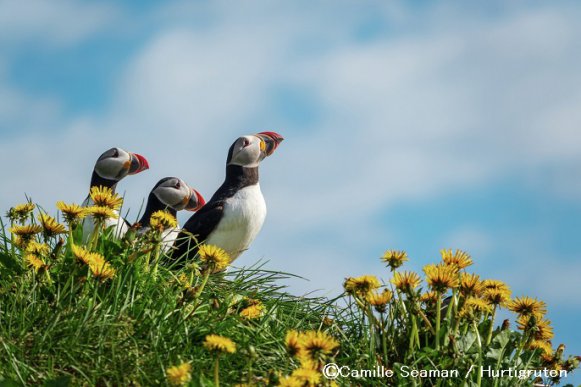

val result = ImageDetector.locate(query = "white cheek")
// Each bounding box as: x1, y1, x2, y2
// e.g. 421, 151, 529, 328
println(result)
154, 186, 184, 208
95, 158, 126, 179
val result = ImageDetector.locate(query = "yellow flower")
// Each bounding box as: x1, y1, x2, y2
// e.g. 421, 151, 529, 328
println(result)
343, 275, 381, 298
203, 334, 236, 354
517, 315, 554, 341
72, 244, 95, 265
6, 202, 35, 222
166, 362, 192, 386
240, 302, 265, 319
459, 273, 484, 297
150, 210, 178, 232
291, 367, 321, 386
481, 279, 510, 293
507, 296, 547, 318
9, 224, 42, 244
198, 244, 230, 273
285, 330, 302, 357
299, 330, 339, 364
88, 257, 116, 281
483, 288, 511, 306
528, 340, 553, 356
365, 289, 393, 313
56, 201, 87, 224
423, 264, 459, 293
440, 249, 473, 269
25, 254, 46, 272
38, 214, 67, 237
381, 250, 408, 270
89, 186, 123, 209
420, 291, 440, 305
25, 241, 51, 256
460, 297, 493, 318
391, 271, 421, 293
278, 376, 303, 387
85, 206, 118, 222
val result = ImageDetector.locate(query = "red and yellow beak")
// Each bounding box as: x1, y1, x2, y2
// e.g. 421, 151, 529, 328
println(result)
256, 131, 284, 157
184, 188, 206, 211
127, 152, 150, 175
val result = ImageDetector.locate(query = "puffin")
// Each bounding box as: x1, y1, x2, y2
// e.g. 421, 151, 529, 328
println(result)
82, 147, 149, 240
134, 177, 205, 253
170, 131, 283, 263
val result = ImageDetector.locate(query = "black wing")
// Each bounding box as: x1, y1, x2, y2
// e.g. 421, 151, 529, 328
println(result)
170, 201, 225, 262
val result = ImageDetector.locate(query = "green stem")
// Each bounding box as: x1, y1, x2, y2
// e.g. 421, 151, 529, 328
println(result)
214, 356, 220, 387
435, 293, 442, 350
485, 305, 497, 346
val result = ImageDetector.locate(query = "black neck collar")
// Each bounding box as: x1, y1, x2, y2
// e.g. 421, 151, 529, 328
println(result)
90, 171, 119, 193
137, 192, 177, 227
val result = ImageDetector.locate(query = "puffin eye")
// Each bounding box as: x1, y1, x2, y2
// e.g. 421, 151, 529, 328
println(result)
112, 149, 119, 158
242, 138, 250, 147
175, 181, 181, 189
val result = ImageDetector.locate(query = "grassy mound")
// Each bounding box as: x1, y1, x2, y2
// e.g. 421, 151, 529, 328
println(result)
0, 196, 578, 386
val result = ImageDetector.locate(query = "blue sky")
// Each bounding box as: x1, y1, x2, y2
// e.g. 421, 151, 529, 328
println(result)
1, 0, 580, 381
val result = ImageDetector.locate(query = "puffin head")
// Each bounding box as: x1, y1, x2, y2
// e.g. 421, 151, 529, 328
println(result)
151, 177, 205, 212
227, 131, 284, 167
94, 147, 149, 181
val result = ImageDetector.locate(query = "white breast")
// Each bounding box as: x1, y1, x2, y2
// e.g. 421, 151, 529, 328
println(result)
205, 184, 267, 261
81, 197, 129, 242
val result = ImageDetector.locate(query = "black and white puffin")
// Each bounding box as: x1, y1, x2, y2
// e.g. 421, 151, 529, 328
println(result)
82, 147, 149, 240
134, 177, 205, 253
170, 132, 283, 262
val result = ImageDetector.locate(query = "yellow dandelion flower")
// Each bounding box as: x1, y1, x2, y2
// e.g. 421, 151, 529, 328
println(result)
463, 297, 493, 315
365, 289, 393, 313
381, 250, 408, 270
420, 291, 440, 305
291, 367, 321, 386
300, 330, 339, 363
517, 315, 554, 341
85, 206, 118, 222
285, 330, 302, 357
25, 241, 51, 256
441, 249, 473, 269
88, 258, 116, 281
203, 334, 236, 354
343, 275, 381, 298
37, 214, 67, 237
240, 302, 265, 319
6, 202, 35, 222
56, 201, 87, 224
9, 224, 42, 244
507, 296, 547, 318
423, 264, 459, 293
72, 244, 95, 265
391, 271, 421, 293
483, 288, 511, 306
278, 376, 302, 387
89, 186, 123, 209
166, 362, 192, 386
459, 273, 484, 297
482, 279, 510, 293
529, 340, 553, 356
198, 244, 230, 273
25, 254, 46, 272
150, 210, 178, 231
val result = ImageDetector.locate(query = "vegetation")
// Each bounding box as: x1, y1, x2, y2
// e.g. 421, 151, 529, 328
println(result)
0, 192, 579, 386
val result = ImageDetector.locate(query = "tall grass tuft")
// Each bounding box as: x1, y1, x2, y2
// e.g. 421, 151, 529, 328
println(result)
0, 199, 579, 386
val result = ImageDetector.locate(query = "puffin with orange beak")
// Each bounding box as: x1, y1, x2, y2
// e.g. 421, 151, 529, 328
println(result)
134, 177, 205, 253
82, 147, 150, 240
170, 131, 283, 263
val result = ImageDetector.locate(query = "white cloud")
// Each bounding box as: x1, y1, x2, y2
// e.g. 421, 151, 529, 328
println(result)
0, 0, 119, 47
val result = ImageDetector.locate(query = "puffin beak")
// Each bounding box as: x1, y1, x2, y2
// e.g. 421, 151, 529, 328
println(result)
184, 188, 205, 211
128, 152, 150, 175
256, 131, 284, 157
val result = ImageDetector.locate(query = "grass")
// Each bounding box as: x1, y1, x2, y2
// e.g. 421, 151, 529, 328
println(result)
0, 197, 579, 386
